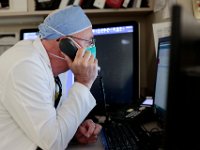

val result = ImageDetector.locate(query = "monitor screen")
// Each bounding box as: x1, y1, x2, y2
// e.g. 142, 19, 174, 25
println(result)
164, 4, 200, 149
20, 29, 39, 40
153, 37, 170, 122
91, 21, 139, 112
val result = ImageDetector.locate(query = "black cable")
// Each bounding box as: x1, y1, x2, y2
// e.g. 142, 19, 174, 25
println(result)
98, 71, 110, 123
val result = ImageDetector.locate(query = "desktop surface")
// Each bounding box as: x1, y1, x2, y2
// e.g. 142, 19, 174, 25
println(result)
67, 137, 104, 150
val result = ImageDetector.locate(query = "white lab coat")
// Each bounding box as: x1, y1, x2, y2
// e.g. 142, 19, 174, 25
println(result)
0, 38, 96, 150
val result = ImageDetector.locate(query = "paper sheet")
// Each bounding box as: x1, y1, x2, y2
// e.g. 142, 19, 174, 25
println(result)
152, 22, 171, 56
154, 0, 166, 12
162, 0, 177, 19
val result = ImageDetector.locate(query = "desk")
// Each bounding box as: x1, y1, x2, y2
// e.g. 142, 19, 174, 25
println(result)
67, 121, 162, 150
67, 137, 104, 150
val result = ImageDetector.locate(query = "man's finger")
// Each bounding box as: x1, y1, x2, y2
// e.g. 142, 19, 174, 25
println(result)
93, 124, 102, 135
74, 48, 85, 60
85, 122, 95, 137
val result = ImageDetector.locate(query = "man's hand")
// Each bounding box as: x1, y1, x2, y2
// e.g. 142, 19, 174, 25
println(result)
75, 119, 102, 144
63, 48, 98, 89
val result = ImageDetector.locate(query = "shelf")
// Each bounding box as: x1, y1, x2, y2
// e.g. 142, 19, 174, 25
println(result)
0, 0, 155, 18
0, 10, 51, 17
0, 7, 153, 18
86, 8, 153, 17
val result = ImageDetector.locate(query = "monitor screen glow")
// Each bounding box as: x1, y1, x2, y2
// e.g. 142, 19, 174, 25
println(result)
154, 37, 170, 112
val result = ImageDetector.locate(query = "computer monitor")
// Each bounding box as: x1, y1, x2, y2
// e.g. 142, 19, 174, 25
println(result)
20, 29, 39, 40
153, 37, 170, 124
164, 4, 200, 149
91, 21, 139, 113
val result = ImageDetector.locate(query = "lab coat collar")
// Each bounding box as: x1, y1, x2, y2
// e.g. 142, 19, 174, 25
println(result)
33, 37, 51, 69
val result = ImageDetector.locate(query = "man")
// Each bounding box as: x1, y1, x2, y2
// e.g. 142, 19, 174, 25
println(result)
0, 5, 102, 150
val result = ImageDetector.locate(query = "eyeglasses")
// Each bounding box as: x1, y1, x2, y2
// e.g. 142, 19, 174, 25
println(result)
66, 35, 96, 46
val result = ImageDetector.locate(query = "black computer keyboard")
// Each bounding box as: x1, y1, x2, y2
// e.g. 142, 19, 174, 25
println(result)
101, 122, 140, 150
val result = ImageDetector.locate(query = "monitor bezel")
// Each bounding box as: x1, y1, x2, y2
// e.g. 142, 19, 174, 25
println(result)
19, 28, 39, 40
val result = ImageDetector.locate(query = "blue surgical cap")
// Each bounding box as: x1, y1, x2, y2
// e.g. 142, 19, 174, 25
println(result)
38, 5, 92, 39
